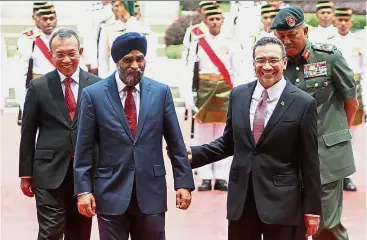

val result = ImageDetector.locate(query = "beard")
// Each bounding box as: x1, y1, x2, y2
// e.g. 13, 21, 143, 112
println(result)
118, 67, 144, 87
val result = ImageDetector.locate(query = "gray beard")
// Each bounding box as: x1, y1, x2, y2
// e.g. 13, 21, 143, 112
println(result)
118, 68, 144, 87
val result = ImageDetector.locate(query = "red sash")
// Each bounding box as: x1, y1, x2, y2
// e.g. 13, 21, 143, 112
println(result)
35, 36, 54, 66
192, 26, 233, 89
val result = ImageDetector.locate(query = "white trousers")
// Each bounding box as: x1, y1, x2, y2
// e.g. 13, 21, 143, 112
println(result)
193, 122, 232, 180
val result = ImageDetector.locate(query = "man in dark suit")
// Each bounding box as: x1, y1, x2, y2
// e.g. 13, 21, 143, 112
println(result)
19, 27, 101, 240
74, 32, 195, 240
186, 37, 322, 240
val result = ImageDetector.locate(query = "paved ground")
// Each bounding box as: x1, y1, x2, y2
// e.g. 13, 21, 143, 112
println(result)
1, 111, 366, 239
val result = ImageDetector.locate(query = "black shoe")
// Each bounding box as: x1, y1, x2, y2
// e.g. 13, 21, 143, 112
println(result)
343, 178, 357, 192
198, 179, 212, 191
214, 179, 228, 191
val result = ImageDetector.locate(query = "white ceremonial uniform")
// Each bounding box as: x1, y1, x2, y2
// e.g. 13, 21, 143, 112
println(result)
309, 25, 338, 43
77, 1, 113, 71
329, 30, 366, 161
182, 29, 244, 181
14, 27, 54, 109
232, 1, 262, 51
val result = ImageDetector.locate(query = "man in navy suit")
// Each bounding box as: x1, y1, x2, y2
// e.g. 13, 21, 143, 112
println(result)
74, 32, 195, 240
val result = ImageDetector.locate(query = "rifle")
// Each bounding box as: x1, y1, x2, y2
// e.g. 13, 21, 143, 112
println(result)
191, 43, 200, 139
184, 18, 193, 122
18, 40, 35, 126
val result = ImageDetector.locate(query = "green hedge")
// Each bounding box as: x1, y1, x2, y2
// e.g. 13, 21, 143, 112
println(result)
305, 13, 366, 31
165, 45, 185, 59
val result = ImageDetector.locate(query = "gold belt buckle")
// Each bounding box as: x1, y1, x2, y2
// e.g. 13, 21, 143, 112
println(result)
353, 73, 360, 81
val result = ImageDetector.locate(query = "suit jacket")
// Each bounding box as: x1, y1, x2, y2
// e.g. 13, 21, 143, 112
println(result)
74, 74, 195, 215
191, 80, 322, 225
19, 69, 101, 189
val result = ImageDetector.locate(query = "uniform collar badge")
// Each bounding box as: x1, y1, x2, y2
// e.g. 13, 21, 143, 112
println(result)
302, 49, 310, 60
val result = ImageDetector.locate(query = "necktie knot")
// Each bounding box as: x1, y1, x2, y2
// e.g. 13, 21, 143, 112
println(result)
64, 77, 73, 86
261, 89, 268, 100
123, 86, 135, 94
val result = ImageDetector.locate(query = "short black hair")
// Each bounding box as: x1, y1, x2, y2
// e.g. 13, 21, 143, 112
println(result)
252, 36, 286, 59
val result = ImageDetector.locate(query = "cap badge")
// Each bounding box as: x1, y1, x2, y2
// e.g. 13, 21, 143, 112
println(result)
285, 15, 296, 27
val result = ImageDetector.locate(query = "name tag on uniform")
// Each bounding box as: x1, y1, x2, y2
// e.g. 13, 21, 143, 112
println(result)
303, 61, 327, 79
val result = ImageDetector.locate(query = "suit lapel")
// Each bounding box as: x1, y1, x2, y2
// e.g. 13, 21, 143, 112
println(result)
47, 70, 72, 125
256, 81, 296, 145
72, 69, 90, 127
135, 77, 152, 143
105, 74, 134, 142
241, 81, 257, 147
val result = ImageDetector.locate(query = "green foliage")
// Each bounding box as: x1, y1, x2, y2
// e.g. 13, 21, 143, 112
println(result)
165, 44, 185, 59
304, 13, 366, 31
164, 13, 201, 46
217, 2, 231, 12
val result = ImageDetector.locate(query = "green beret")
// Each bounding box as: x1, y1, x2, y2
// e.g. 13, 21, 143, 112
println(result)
270, 6, 304, 31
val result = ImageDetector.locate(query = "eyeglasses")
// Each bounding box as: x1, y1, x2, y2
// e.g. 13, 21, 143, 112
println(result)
121, 55, 145, 65
254, 58, 282, 66
52, 51, 79, 59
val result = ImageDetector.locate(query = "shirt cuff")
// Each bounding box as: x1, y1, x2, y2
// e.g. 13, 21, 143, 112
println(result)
305, 214, 320, 217
78, 192, 91, 196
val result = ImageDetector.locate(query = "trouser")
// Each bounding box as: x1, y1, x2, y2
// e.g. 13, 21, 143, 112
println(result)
313, 179, 349, 240
35, 163, 92, 240
97, 185, 165, 240
228, 175, 303, 240
193, 122, 232, 180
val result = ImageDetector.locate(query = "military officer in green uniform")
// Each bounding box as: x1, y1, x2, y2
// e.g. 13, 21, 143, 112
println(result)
270, 6, 359, 240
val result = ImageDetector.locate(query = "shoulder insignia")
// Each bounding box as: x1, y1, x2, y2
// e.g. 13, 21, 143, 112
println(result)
311, 42, 336, 53
22, 29, 34, 37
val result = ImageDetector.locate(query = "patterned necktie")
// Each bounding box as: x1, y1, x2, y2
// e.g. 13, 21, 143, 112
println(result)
124, 86, 137, 138
253, 89, 268, 143
64, 77, 76, 120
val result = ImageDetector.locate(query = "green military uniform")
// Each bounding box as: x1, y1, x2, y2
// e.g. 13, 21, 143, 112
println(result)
271, 6, 356, 240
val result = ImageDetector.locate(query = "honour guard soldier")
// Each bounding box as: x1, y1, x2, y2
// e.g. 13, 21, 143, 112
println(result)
77, 1, 112, 75
182, 1, 216, 51
254, 5, 280, 41
271, 6, 359, 239
308, 1, 338, 43
14, 2, 57, 124
183, 5, 243, 191
329, 7, 365, 192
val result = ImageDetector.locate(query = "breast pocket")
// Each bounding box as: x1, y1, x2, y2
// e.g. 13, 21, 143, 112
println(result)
305, 76, 332, 105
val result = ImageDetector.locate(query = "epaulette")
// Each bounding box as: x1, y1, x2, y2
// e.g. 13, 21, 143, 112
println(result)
22, 28, 34, 38
311, 42, 336, 53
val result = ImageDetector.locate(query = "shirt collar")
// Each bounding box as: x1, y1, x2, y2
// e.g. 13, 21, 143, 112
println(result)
58, 67, 80, 84
115, 71, 140, 93
254, 76, 286, 102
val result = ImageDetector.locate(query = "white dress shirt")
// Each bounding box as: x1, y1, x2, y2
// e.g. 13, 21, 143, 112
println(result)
57, 67, 81, 101
250, 77, 286, 131
115, 71, 140, 122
